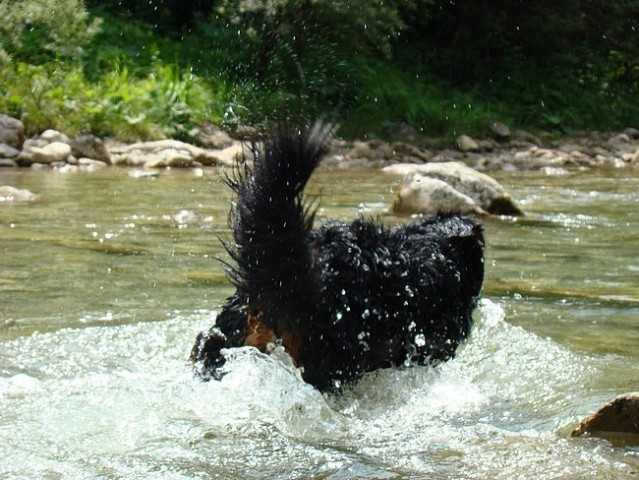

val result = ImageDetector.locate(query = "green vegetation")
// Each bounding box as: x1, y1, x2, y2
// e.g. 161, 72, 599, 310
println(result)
1, 0, 637, 140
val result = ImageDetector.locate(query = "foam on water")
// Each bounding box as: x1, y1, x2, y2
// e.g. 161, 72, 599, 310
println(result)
1, 301, 638, 479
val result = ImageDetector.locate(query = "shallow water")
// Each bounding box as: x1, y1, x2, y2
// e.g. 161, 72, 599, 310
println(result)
1, 166, 639, 479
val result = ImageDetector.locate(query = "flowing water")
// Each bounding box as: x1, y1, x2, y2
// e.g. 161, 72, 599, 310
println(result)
1, 165, 638, 479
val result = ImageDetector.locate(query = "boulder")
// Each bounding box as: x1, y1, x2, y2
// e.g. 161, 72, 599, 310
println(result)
28, 142, 72, 164
622, 127, 639, 140
390, 142, 433, 163
192, 123, 234, 149
391, 174, 486, 215
385, 162, 523, 216
0, 158, 17, 168
0, 114, 25, 149
490, 121, 511, 139
111, 139, 235, 167
70, 134, 111, 163
0, 186, 38, 202
143, 150, 198, 169
0, 143, 20, 159
457, 135, 480, 152
40, 129, 70, 144
208, 143, 245, 166
346, 140, 393, 162
571, 392, 639, 441
513, 130, 542, 146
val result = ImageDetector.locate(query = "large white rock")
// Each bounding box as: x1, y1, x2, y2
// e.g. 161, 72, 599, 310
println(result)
385, 161, 523, 216
29, 142, 72, 164
392, 174, 486, 215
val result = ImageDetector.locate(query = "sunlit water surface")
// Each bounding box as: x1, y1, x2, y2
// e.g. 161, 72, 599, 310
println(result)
1, 166, 638, 479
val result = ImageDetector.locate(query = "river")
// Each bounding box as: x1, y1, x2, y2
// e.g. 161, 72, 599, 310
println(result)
1, 165, 638, 479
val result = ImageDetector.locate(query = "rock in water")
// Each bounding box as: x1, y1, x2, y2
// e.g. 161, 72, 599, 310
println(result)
385, 162, 523, 216
0, 186, 38, 202
0, 114, 25, 149
571, 392, 639, 442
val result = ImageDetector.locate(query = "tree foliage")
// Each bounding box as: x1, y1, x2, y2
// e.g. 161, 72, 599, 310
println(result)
208, 0, 429, 122
0, 0, 101, 63
1, 0, 638, 138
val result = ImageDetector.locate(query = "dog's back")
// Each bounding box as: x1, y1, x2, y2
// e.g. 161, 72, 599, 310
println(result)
300, 214, 484, 390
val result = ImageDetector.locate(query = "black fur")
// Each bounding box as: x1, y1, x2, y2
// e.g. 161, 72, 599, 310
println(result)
191, 123, 485, 391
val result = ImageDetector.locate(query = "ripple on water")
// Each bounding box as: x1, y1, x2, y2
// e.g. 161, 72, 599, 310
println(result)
1, 302, 638, 479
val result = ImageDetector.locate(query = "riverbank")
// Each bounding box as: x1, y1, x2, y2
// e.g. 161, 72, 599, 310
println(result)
2, 114, 639, 174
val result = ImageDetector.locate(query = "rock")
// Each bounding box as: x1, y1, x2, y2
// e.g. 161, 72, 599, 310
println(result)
111, 139, 232, 167
208, 143, 245, 166
111, 149, 148, 167
622, 127, 639, 139
143, 157, 167, 169
0, 186, 38, 202
431, 148, 465, 162
571, 392, 639, 441
161, 150, 197, 168
234, 125, 260, 140
192, 123, 234, 149
476, 139, 499, 152
0, 143, 20, 159
608, 133, 630, 144
384, 161, 523, 216
0, 158, 17, 168
391, 174, 486, 215
40, 129, 70, 144
456, 135, 480, 152
490, 121, 511, 139
346, 140, 392, 162
70, 134, 111, 163
78, 158, 109, 170
28, 142, 72, 164
0, 114, 25, 149
390, 142, 433, 163
513, 130, 542, 146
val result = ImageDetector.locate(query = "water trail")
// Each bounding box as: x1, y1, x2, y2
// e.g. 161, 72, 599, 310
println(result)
1, 302, 637, 479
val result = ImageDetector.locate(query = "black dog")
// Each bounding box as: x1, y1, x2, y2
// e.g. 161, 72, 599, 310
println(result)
191, 123, 485, 391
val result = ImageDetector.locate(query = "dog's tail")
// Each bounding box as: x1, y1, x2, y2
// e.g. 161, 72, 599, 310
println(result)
224, 121, 333, 336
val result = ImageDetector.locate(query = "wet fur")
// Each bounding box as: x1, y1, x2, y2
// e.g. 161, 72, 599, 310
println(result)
191, 123, 485, 391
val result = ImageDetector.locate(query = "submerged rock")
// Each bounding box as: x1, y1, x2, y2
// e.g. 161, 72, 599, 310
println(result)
571, 392, 639, 442
0, 186, 38, 202
385, 162, 523, 216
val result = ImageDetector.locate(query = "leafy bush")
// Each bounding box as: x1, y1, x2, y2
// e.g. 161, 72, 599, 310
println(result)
0, 60, 221, 139
0, 0, 101, 63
